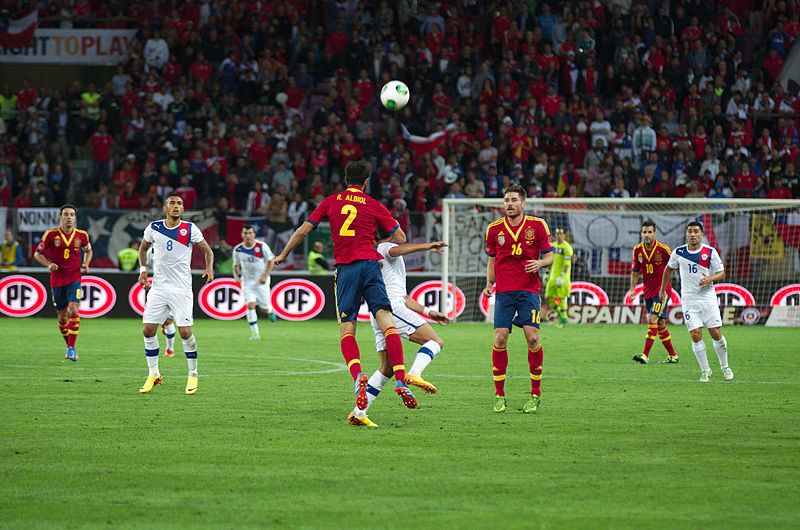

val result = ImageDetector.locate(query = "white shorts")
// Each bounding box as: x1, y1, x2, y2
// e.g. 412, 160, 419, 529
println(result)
682, 299, 722, 331
242, 280, 271, 310
370, 304, 426, 351
143, 287, 193, 327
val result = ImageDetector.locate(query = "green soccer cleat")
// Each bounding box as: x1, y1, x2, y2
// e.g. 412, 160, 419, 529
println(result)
523, 395, 541, 413
493, 395, 507, 413
557, 318, 567, 328
632, 354, 648, 364
659, 355, 679, 364
699, 369, 712, 382
722, 366, 734, 380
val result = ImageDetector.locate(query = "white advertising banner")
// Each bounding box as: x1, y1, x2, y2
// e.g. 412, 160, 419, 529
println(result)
16, 208, 60, 231
0, 29, 137, 64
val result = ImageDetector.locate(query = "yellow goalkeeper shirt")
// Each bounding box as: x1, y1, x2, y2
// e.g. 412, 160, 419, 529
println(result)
551, 240, 573, 281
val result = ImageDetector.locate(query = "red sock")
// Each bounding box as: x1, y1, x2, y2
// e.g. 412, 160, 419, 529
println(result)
658, 327, 677, 357
492, 346, 508, 396
58, 321, 69, 345
528, 345, 543, 396
340, 333, 361, 380
384, 327, 406, 383
643, 324, 658, 357
66, 316, 80, 348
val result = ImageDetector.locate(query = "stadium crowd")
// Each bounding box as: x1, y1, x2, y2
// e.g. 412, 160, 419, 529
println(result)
1, 0, 799, 227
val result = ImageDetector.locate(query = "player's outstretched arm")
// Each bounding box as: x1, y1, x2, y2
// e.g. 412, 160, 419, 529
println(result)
197, 240, 215, 283
274, 222, 314, 265
388, 226, 407, 244
403, 294, 451, 324
659, 266, 674, 303
387, 241, 447, 257
138, 240, 151, 287
34, 250, 57, 271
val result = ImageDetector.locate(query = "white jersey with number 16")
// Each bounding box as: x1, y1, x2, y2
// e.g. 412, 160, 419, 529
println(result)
667, 244, 724, 304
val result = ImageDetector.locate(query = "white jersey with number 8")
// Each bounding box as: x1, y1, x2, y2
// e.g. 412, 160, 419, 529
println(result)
143, 219, 204, 291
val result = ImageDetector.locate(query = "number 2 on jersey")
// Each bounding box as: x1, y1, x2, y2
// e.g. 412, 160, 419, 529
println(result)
339, 205, 357, 236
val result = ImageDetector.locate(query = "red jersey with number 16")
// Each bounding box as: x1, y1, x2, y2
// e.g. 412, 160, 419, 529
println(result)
306, 186, 399, 265
485, 215, 553, 294
36, 227, 91, 287
632, 240, 672, 299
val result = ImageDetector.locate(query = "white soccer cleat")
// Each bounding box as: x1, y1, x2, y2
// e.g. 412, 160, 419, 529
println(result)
722, 366, 734, 381
699, 369, 712, 382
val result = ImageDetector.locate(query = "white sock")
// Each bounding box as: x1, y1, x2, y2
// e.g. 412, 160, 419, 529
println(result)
164, 323, 176, 350
408, 340, 441, 376
182, 334, 198, 377
246, 309, 259, 334
692, 340, 710, 371
353, 370, 390, 417
713, 336, 728, 368
144, 335, 160, 377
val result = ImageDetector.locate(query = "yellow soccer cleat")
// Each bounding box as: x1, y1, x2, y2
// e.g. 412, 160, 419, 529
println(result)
347, 413, 378, 427
185, 376, 198, 395
139, 375, 162, 393
404, 374, 438, 394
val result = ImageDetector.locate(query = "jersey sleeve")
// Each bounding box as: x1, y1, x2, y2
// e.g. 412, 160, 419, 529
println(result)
564, 243, 573, 259
306, 198, 328, 227
377, 242, 397, 261
484, 225, 496, 257
374, 202, 399, 234
189, 222, 204, 244
35, 231, 51, 254
631, 247, 640, 272
537, 219, 553, 253
709, 248, 724, 274
262, 242, 275, 261
81, 231, 92, 250
667, 249, 679, 269
143, 223, 155, 243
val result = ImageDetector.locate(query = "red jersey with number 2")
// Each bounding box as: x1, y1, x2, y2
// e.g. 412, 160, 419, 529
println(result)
485, 215, 553, 294
306, 186, 399, 265
36, 227, 92, 287
632, 241, 672, 299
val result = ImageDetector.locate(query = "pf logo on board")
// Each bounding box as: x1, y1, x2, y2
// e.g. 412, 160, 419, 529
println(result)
78, 276, 117, 318
409, 280, 465, 321
270, 278, 324, 321
0, 275, 47, 317
568, 281, 610, 306
198, 279, 247, 320
128, 279, 152, 316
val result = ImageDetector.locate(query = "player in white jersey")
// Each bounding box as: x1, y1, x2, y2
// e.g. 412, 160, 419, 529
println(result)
349, 232, 449, 426
232, 224, 276, 340
147, 245, 177, 357
660, 221, 733, 382
137, 193, 215, 395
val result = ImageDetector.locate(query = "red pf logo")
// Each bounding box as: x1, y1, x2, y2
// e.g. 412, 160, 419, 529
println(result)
568, 281, 610, 306
409, 281, 465, 321
128, 279, 153, 316
78, 276, 117, 318
198, 279, 248, 320
770, 284, 800, 306
0, 275, 47, 317
714, 283, 755, 306
270, 278, 325, 321
623, 284, 681, 305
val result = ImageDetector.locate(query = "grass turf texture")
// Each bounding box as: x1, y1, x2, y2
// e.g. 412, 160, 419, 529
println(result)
1, 319, 798, 528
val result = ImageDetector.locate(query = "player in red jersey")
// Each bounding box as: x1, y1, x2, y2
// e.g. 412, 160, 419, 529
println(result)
483, 185, 554, 414
34, 205, 92, 362
628, 219, 678, 364
273, 161, 416, 427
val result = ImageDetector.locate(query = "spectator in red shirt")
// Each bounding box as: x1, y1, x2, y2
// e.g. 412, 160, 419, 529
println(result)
175, 176, 198, 209
118, 180, 142, 210
325, 22, 348, 56
767, 177, 792, 199
733, 162, 760, 197
87, 123, 115, 184
190, 52, 212, 84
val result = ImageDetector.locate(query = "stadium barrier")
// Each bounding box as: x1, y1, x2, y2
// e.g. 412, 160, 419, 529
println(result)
1, 270, 798, 326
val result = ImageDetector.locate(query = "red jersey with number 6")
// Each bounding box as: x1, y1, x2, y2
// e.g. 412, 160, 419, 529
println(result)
631, 241, 672, 299
306, 186, 399, 265
36, 227, 91, 287
485, 215, 553, 294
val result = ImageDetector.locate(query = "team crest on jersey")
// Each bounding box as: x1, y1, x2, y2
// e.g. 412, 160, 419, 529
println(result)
637, 254, 642, 263
497, 233, 505, 246
701, 253, 708, 260
254, 245, 262, 257
54, 238, 61, 247
525, 228, 535, 240
180, 228, 188, 236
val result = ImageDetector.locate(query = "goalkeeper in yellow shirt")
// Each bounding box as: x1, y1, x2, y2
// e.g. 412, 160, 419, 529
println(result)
544, 227, 572, 327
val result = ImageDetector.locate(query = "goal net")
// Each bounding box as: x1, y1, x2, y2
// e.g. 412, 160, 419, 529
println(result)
433, 198, 800, 323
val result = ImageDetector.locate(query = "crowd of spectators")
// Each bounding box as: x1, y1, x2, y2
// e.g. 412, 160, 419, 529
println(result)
1, 0, 799, 231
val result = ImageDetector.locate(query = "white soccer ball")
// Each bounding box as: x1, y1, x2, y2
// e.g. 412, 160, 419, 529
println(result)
380, 80, 410, 111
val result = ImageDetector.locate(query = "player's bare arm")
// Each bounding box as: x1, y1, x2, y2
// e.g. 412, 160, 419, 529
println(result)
699, 269, 725, 287
34, 250, 58, 271
196, 240, 215, 283
628, 270, 640, 302
233, 264, 241, 284
388, 226, 407, 244
81, 246, 92, 274
137, 239, 151, 287
483, 256, 496, 297
263, 259, 275, 283
403, 294, 451, 324
659, 265, 675, 303
387, 241, 447, 257
273, 221, 314, 265
524, 250, 554, 273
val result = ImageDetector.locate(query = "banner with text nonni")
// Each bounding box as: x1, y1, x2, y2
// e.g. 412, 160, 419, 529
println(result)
0, 29, 137, 64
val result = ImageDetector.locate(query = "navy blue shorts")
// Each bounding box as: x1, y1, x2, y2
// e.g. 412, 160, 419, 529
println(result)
334, 260, 391, 323
52, 281, 82, 310
645, 295, 669, 319
494, 291, 541, 329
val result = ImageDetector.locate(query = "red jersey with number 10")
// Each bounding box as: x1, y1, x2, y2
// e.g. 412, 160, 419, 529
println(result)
306, 186, 399, 265
632, 240, 672, 299
36, 227, 91, 287
485, 215, 553, 293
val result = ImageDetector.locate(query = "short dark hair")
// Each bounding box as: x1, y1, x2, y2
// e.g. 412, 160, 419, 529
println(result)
687, 221, 704, 233
166, 192, 182, 201
242, 224, 255, 232
344, 161, 370, 187
641, 219, 657, 231
505, 185, 526, 201
60, 204, 77, 216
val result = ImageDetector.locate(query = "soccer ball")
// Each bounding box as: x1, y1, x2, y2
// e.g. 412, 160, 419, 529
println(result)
380, 80, 410, 111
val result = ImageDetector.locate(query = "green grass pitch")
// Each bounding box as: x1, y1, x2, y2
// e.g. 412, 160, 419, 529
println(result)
1, 318, 798, 528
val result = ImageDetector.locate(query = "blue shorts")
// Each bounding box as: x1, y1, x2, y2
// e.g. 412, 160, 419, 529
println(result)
494, 291, 541, 329
645, 295, 669, 319
334, 260, 391, 323
52, 281, 82, 310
